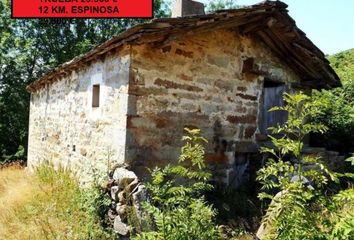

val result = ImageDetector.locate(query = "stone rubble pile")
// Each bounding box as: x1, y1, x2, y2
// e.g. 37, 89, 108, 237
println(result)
105, 165, 147, 238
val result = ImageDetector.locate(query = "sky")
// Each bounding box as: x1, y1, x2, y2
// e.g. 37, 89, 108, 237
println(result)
200, 0, 354, 55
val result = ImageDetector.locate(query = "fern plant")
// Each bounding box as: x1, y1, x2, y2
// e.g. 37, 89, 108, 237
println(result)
329, 188, 354, 240
133, 128, 219, 240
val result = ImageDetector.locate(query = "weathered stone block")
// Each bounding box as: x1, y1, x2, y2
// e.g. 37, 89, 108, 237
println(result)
154, 78, 203, 92
114, 216, 129, 236
116, 204, 127, 219
236, 92, 257, 101
244, 126, 257, 138
175, 48, 193, 58
207, 54, 229, 68
227, 114, 257, 124
113, 168, 138, 187
111, 186, 120, 201
214, 79, 233, 92
132, 185, 147, 206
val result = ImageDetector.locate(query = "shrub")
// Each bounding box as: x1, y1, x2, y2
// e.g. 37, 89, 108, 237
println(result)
330, 189, 354, 240
311, 49, 354, 154
257, 92, 354, 240
311, 82, 354, 154
256, 92, 332, 239
134, 128, 220, 240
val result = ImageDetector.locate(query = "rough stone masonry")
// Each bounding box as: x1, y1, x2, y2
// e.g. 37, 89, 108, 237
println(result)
28, 28, 299, 183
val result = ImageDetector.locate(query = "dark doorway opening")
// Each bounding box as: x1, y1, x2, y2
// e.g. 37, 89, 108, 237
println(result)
260, 80, 287, 134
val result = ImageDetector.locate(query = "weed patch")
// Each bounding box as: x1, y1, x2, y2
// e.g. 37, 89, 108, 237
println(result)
0, 164, 115, 240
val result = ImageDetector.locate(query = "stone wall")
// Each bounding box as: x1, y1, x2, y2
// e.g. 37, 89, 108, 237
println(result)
28, 28, 302, 185
27, 46, 131, 181
126, 29, 300, 178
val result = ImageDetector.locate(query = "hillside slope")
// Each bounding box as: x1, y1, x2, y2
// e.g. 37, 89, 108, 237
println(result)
328, 48, 354, 84
310, 48, 354, 154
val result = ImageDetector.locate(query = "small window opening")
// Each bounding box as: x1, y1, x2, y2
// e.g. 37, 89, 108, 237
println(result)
242, 57, 254, 73
92, 84, 100, 108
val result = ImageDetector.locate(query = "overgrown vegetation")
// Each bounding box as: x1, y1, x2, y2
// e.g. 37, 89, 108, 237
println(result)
1, 92, 353, 240
207, 185, 261, 234
311, 49, 354, 154
257, 92, 354, 240
328, 49, 354, 85
0, 164, 115, 239
134, 128, 220, 239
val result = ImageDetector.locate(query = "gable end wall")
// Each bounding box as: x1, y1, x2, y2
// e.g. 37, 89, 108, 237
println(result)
27, 47, 131, 181
126, 29, 301, 176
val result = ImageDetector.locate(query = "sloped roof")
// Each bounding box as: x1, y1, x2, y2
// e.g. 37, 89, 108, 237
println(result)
27, 0, 341, 92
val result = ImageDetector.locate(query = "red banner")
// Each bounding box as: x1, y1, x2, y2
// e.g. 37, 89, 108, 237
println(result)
12, 0, 153, 18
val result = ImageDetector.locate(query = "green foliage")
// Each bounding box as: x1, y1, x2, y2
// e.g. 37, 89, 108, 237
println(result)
256, 92, 354, 240
328, 49, 354, 85
329, 188, 354, 240
311, 49, 354, 154
346, 155, 354, 166
206, 0, 239, 12
35, 164, 115, 238
134, 128, 219, 240
81, 183, 113, 230
311, 82, 354, 153
257, 93, 332, 197
0, 0, 31, 161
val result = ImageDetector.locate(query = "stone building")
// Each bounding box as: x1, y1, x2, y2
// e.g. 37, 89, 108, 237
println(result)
26, 0, 340, 185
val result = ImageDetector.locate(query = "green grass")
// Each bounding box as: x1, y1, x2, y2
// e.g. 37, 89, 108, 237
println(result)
0, 164, 114, 240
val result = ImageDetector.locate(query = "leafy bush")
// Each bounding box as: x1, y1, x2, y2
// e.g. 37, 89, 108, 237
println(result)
256, 92, 332, 239
311, 82, 354, 154
311, 49, 354, 154
330, 189, 354, 240
134, 128, 220, 240
257, 92, 354, 240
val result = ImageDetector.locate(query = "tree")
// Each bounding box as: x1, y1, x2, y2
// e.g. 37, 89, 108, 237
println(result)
328, 49, 354, 85
206, 0, 239, 13
0, 0, 32, 161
